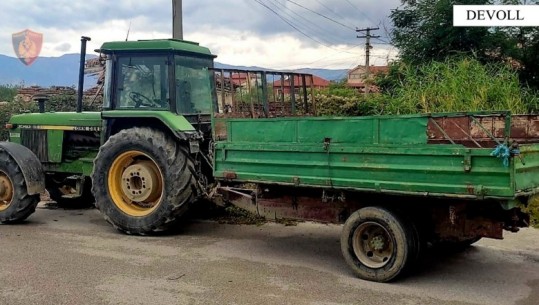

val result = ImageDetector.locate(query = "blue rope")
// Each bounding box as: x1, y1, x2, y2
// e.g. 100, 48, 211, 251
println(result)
491, 144, 519, 167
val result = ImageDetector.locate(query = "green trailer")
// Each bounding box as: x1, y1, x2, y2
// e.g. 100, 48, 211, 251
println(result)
0, 37, 537, 282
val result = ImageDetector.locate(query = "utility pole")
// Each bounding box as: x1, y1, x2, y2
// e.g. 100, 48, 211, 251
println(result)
356, 27, 379, 96
172, 0, 183, 40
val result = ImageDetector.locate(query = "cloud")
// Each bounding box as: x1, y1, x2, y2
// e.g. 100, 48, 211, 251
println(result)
0, 0, 400, 69
54, 42, 71, 53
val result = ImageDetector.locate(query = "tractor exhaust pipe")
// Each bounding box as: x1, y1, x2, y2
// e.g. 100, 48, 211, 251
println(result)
77, 36, 91, 113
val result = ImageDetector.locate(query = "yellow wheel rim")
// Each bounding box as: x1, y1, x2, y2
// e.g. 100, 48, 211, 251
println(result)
0, 171, 14, 212
108, 150, 164, 217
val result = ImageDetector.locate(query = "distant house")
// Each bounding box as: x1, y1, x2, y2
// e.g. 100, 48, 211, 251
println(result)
214, 71, 264, 112
347, 65, 389, 92
228, 72, 262, 90
272, 75, 330, 95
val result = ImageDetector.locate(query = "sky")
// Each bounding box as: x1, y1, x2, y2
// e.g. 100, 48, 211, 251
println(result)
0, 0, 401, 70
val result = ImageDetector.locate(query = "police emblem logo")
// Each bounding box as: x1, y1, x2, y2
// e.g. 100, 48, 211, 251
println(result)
12, 29, 43, 66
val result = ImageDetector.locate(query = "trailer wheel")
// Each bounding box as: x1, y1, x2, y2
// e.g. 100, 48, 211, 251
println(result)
341, 206, 416, 282
91, 127, 197, 234
0, 151, 40, 223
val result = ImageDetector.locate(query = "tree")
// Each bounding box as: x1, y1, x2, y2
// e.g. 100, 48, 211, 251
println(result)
391, 0, 505, 62
0, 85, 18, 102
390, 0, 539, 90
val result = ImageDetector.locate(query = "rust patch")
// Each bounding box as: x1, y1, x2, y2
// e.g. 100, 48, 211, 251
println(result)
466, 184, 475, 195
223, 171, 238, 180
214, 120, 228, 141
464, 219, 504, 239
257, 196, 347, 223
470, 117, 493, 138
428, 114, 539, 147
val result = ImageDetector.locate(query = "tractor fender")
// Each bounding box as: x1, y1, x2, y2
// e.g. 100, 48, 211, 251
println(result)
0, 142, 45, 195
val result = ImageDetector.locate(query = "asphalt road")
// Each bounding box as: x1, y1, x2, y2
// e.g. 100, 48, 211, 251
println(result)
1, 204, 538, 305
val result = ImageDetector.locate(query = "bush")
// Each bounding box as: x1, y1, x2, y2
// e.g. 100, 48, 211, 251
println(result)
377, 58, 535, 115
525, 196, 539, 228
313, 57, 539, 117
319, 81, 360, 98
314, 93, 386, 116
0, 88, 102, 141
0, 85, 18, 103
0, 99, 38, 140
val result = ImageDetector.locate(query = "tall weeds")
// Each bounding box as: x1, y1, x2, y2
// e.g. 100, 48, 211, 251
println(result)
381, 58, 534, 114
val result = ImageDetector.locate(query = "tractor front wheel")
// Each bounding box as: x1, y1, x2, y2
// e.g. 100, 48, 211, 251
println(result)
0, 151, 40, 223
91, 127, 198, 234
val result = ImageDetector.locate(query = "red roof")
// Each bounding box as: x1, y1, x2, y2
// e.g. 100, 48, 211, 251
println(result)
273, 75, 330, 87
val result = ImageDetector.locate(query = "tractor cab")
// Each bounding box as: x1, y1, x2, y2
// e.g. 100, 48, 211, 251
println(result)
98, 39, 217, 136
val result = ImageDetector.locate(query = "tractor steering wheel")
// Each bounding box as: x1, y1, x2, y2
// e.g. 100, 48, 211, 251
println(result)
129, 92, 155, 108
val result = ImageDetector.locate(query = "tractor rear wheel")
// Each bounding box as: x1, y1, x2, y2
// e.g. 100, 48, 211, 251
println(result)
341, 206, 417, 282
0, 151, 40, 223
91, 127, 198, 234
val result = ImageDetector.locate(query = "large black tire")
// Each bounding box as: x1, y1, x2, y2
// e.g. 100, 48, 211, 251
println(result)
91, 127, 198, 234
46, 178, 95, 208
341, 206, 417, 282
0, 150, 40, 223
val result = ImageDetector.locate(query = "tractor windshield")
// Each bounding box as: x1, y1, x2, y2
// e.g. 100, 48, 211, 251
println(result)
115, 56, 170, 110
175, 55, 214, 114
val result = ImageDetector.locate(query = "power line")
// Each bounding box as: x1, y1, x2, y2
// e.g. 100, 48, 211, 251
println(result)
253, 0, 359, 54
374, 37, 391, 44
253, 0, 333, 49
313, 0, 356, 28
343, 0, 379, 26
284, 0, 356, 31
282, 1, 393, 46
268, 43, 364, 70
270, 0, 349, 46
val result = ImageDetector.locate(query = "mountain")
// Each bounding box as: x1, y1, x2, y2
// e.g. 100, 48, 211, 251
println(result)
0, 54, 99, 88
0, 54, 348, 88
214, 63, 348, 81
294, 68, 349, 82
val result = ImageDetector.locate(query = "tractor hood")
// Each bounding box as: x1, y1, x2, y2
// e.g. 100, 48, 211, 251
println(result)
9, 112, 102, 129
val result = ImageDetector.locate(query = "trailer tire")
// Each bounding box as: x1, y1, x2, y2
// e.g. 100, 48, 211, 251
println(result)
91, 127, 198, 235
341, 206, 416, 282
0, 150, 40, 223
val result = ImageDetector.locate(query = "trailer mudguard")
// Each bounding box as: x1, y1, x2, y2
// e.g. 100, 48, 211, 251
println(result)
0, 142, 45, 195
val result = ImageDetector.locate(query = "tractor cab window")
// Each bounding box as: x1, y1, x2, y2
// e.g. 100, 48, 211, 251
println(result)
175, 55, 213, 114
115, 56, 170, 110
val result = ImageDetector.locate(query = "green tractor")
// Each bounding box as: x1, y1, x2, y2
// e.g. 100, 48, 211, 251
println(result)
1, 36, 537, 282
1, 38, 215, 234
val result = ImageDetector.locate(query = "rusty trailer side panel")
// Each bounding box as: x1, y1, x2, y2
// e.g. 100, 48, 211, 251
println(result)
213, 113, 539, 200
428, 114, 539, 147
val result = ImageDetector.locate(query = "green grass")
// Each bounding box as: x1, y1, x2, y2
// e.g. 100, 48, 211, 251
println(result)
380, 58, 532, 114
314, 57, 539, 117
526, 196, 539, 228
